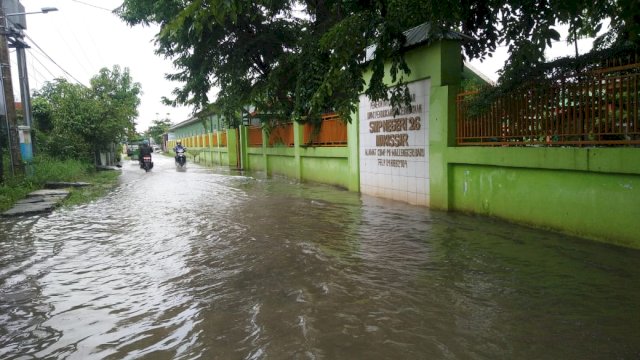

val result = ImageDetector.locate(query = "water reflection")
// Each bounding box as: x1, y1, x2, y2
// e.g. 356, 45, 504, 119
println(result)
1, 155, 639, 359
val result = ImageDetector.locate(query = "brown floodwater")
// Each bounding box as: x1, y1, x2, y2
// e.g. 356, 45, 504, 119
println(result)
1, 154, 639, 359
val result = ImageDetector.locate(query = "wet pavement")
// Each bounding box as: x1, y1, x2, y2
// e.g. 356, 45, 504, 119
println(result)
1, 154, 639, 359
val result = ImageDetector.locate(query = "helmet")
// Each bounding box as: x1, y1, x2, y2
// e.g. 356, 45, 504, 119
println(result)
143, 140, 149, 145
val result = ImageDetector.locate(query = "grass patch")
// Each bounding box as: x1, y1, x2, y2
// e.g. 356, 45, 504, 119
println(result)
0, 155, 121, 212
62, 170, 120, 207
0, 177, 37, 212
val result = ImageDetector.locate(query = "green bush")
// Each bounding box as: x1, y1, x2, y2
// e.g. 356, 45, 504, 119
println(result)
29, 156, 95, 183
0, 155, 117, 212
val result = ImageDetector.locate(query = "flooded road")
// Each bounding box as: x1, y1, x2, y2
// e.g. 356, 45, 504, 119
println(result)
1, 154, 639, 359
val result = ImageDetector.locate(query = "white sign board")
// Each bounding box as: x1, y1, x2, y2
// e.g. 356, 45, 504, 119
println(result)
359, 79, 430, 206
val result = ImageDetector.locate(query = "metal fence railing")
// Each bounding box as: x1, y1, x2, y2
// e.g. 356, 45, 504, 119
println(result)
457, 61, 640, 146
220, 131, 227, 147
268, 123, 294, 147
248, 126, 263, 147
303, 113, 348, 146
175, 113, 349, 150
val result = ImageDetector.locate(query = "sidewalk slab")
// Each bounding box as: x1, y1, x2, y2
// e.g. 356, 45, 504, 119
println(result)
2, 190, 70, 217
28, 189, 70, 197
44, 181, 91, 189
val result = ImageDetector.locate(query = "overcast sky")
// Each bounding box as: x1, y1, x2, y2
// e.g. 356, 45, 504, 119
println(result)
12, 0, 194, 133
12, 0, 600, 132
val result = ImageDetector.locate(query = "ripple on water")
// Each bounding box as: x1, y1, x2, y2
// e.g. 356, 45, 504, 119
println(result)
0, 160, 639, 359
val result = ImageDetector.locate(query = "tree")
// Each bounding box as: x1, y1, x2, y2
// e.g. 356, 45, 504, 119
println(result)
31, 66, 142, 161
33, 79, 99, 160
144, 117, 172, 146
90, 66, 141, 143
116, 0, 639, 125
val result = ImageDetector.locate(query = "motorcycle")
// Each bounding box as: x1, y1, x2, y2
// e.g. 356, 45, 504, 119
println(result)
140, 155, 154, 172
175, 149, 187, 168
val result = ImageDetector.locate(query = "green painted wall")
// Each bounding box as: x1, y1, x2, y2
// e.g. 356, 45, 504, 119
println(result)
202, 146, 229, 166
171, 121, 205, 139
246, 144, 350, 187
450, 164, 640, 248
300, 154, 350, 188
247, 152, 267, 172
237, 122, 352, 187
361, 40, 461, 86
357, 39, 640, 248
347, 116, 360, 191
267, 154, 298, 178
202, 148, 227, 166
166, 37, 640, 248
446, 147, 640, 248
170, 115, 224, 138
227, 129, 239, 169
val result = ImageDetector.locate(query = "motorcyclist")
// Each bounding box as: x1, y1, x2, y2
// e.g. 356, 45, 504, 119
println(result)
139, 139, 154, 167
173, 141, 187, 162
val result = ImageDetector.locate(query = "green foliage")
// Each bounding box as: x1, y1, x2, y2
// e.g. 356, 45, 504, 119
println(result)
144, 118, 172, 145
0, 155, 118, 212
62, 171, 120, 208
0, 153, 34, 207
187, 149, 201, 162
29, 155, 95, 183
31, 66, 141, 161
468, 43, 640, 115
116, 0, 640, 127
90, 66, 141, 145
461, 77, 485, 93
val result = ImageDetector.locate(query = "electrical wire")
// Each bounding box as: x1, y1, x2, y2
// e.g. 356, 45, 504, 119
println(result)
27, 49, 59, 79
5, 17, 89, 81
27, 55, 49, 89
27, 44, 65, 78
22, 34, 87, 87
50, 25, 92, 80
71, 0, 115, 12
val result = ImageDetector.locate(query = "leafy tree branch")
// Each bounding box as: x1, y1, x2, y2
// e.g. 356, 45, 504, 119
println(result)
116, 0, 639, 126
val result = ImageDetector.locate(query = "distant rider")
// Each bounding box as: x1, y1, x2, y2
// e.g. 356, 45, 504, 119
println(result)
139, 139, 154, 167
173, 141, 187, 161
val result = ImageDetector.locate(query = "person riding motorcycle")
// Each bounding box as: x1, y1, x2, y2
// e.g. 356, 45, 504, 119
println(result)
173, 141, 187, 162
139, 140, 154, 167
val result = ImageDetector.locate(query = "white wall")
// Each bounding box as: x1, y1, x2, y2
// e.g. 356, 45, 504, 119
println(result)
359, 79, 431, 206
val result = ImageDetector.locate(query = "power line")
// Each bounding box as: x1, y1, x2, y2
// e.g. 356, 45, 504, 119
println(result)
27, 48, 58, 79
22, 33, 87, 87
51, 24, 92, 79
27, 54, 49, 89
71, 0, 115, 12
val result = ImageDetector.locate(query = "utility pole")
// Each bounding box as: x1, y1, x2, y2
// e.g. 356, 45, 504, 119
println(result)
0, 3, 23, 175
16, 41, 30, 129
